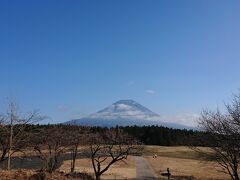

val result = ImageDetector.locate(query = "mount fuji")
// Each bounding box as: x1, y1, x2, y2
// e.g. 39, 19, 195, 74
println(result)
65, 100, 191, 129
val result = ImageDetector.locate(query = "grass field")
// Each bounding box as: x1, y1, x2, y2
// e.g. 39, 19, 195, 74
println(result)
143, 146, 229, 180
146, 156, 228, 180
60, 156, 136, 179
0, 146, 232, 179
59, 146, 230, 179
143, 145, 212, 159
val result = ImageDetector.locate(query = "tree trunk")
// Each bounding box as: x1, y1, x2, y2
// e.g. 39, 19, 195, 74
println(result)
232, 159, 239, 180
233, 171, 239, 180
7, 111, 14, 171
95, 173, 101, 180
0, 149, 7, 163
71, 147, 77, 173
234, 175, 239, 180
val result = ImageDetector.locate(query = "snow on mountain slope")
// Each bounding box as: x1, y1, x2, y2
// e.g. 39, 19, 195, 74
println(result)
65, 100, 192, 129
88, 100, 160, 121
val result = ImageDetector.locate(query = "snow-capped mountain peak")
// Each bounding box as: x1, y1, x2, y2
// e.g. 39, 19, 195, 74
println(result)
65, 99, 192, 129
91, 99, 159, 120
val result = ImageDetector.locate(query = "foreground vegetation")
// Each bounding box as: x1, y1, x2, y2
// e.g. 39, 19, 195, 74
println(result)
0, 91, 240, 179
0, 117, 143, 180
0, 146, 233, 180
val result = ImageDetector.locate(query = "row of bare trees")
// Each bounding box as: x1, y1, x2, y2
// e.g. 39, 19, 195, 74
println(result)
0, 102, 44, 170
31, 126, 142, 180
0, 102, 143, 180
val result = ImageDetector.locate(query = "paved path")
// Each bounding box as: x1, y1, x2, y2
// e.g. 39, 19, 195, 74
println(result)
135, 156, 157, 180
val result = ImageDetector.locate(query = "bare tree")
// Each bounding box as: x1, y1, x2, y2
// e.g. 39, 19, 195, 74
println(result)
0, 101, 45, 170
88, 129, 143, 180
68, 127, 89, 173
33, 126, 70, 173
197, 93, 240, 180
0, 121, 8, 163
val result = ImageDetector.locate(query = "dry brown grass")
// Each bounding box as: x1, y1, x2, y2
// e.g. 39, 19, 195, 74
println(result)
143, 146, 212, 160
0, 169, 80, 180
59, 156, 136, 179
144, 146, 230, 180
0, 169, 34, 180
0, 146, 235, 179
147, 156, 229, 180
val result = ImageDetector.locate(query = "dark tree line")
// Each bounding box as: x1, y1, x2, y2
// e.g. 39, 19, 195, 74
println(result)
21, 124, 201, 146
120, 125, 201, 146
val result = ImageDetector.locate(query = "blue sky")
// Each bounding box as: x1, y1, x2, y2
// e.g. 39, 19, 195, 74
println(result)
1, 1, 240, 125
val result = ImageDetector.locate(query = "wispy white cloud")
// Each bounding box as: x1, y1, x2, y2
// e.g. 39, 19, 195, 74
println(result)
161, 113, 200, 127
146, 89, 155, 94
70, 112, 88, 119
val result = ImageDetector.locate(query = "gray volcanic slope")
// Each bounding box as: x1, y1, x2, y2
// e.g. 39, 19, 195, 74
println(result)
65, 100, 191, 129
